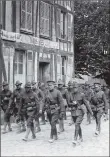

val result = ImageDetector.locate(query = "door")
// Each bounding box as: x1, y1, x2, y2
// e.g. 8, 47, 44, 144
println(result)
39, 62, 50, 83
14, 50, 26, 86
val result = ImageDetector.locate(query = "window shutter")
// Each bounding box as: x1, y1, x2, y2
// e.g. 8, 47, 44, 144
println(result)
67, 13, 73, 41
67, 56, 73, 78
27, 51, 33, 82
56, 8, 61, 39
40, 2, 50, 37
26, 1, 33, 31
57, 55, 62, 81
21, 0, 26, 29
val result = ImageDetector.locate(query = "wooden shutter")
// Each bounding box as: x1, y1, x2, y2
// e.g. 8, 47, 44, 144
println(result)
56, 8, 61, 39
67, 13, 73, 41
57, 55, 62, 81
26, 1, 33, 31
67, 56, 73, 78
21, 0, 26, 29
27, 51, 33, 82
40, 2, 50, 37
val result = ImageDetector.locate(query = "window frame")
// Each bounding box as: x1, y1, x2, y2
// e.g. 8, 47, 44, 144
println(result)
39, 1, 52, 39
20, 0, 34, 34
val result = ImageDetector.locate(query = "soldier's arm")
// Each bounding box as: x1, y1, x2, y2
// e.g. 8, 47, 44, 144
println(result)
82, 93, 93, 115
102, 92, 108, 114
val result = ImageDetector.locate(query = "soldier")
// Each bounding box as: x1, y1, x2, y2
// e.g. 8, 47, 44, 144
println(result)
84, 82, 94, 125
45, 80, 65, 143
0, 81, 12, 134
91, 83, 108, 136
31, 81, 44, 132
18, 82, 42, 141
39, 82, 49, 124
57, 79, 67, 133
8, 81, 26, 133
66, 81, 74, 126
67, 82, 93, 145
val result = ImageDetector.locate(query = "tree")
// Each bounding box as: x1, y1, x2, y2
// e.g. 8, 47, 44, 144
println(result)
74, 0, 110, 77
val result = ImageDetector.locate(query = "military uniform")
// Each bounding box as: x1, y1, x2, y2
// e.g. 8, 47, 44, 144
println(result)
45, 81, 65, 142
32, 81, 44, 131
9, 81, 26, 133
91, 83, 108, 135
58, 79, 67, 133
67, 83, 93, 144
19, 82, 41, 141
65, 81, 74, 125
84, 83, 94, 124
0, 82, 12, 133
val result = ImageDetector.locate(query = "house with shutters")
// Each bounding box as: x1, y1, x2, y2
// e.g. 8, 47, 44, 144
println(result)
0, 0, 74, 89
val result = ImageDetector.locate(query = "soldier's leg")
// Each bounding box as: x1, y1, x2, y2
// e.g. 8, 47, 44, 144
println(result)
87, 112, 91, 124
96, 111, 103, 133
64, 106, 67, 120
73, 116, 83, 144
20, 114, 26, 132
69, 111, 74, 126
2, 112, 10, 133
58, 117, 64, 133
31, 121, 36, 139
2, 112, 8, 133
23, 115, 32, 141
41, 111, 46, 125
35, 116, 41, 133
49, 113, 58, 142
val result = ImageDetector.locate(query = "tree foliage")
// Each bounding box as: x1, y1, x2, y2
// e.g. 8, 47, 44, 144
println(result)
74, 0, 110, 76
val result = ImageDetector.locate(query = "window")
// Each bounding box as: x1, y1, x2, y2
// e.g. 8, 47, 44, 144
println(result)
68, 13, 73, 41
40, 1, 51, 38
14, 51, 23, 75
56, 9, 67, 39
21, 0, 33, 32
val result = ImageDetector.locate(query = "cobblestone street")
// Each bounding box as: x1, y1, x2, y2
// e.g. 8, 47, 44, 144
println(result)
1, 112, 109, 156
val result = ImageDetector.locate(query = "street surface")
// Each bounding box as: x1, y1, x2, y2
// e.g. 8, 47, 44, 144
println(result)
1, 112, 109, 156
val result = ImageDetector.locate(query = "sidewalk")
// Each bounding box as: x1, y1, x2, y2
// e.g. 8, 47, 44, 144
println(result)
1, 113, 109, 156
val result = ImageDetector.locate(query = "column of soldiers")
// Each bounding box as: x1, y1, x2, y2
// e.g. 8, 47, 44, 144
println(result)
0, 79, 109, 145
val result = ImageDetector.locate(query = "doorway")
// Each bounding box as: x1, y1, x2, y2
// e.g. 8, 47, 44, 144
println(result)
39, 62, 50, 83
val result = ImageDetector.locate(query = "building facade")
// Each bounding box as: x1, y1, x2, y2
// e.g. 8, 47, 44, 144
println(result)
1, 0, 74, 89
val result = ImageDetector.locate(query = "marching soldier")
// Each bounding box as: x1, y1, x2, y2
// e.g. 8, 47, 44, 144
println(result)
45, 80, 65, 143
0, 81, 13, 134
91, 83, 108, 136
18, 82, 42, 141
39, 82, 48, 124
67, 82, 93, 145
66, 81, 74, 126
31, 81, 44, 132
57, 79, 67, 133
84, 82, 94, 125
8, 81, 26, 133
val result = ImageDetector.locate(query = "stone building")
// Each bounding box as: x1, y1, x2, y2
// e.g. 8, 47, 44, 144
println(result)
1, 0, 74, 89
